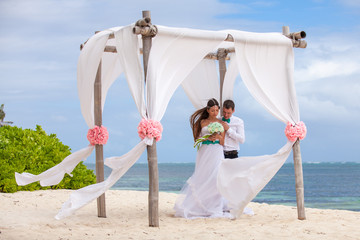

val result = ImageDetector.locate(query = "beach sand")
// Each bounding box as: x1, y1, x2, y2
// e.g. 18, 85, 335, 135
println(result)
1, 190, 359, 240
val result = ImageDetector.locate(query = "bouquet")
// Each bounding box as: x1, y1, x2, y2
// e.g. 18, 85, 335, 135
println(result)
194, 122, 224, 150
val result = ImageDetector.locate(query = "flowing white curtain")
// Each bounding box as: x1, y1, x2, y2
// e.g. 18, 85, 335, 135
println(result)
229, 31, 299, 124
55, 24, 149, 219
181, 59, 220, 109
221, 53, 240, 102
216, 31, 298, 218
114, 26, 146, 118
217, 142, 293, 217
146, 25, 228, 120
15, 27, 125, 187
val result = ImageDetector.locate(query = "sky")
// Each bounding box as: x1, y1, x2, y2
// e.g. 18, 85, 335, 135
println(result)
1, 0, 359, 164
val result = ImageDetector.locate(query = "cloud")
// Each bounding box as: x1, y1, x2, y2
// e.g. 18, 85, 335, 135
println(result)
294, 32, 360, 82
0, 0, 86, 24
249, 1, 279, 7
299, 96, 354, 122
291, 29, 360, 127
51, 115, 68, 123
296, 75, 360, 124
338, 0, 360, 8
295, 59, 359, 81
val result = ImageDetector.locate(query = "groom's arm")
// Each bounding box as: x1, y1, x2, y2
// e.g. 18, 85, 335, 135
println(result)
227, 119, 245, 144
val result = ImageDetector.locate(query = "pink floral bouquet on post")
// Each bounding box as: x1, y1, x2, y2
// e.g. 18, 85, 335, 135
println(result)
137, 119, 163, 142
285, 121, 307, 142
87, 125, 109, 145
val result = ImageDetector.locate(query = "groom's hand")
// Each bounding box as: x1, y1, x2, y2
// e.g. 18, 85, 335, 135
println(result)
222, 122, 229, 131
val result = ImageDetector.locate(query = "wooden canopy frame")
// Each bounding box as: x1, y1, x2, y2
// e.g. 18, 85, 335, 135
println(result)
85, 10, 307, 227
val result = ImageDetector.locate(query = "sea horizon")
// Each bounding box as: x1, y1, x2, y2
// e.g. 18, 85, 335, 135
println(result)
85, 162, 360, 212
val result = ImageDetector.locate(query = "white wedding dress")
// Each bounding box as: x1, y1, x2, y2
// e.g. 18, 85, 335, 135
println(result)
174, 126, 229, 218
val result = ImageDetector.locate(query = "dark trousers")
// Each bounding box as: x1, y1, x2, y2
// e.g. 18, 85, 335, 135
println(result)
224, 150, 238, 159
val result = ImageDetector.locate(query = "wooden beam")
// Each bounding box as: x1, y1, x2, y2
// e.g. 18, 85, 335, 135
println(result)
84, 27, 306, 53
282, 26, 307, 48
94, 60, 106, 218
103, 46, 233, 60
104, 46, 117, 53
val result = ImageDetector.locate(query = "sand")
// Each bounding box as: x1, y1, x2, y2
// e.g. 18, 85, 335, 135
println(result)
1, 190, 359, 240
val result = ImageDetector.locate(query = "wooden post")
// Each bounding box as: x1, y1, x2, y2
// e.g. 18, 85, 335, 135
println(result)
140, 10, 159, 227
218, 48, 227, 110
282, 26, 290, 36
293, 139, 306, 220
283, 25, 306, 220
147, 141, 159, 227
94, 60, 106, 218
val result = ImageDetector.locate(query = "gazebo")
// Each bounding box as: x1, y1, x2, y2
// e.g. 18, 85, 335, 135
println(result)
15, 10, 307, 227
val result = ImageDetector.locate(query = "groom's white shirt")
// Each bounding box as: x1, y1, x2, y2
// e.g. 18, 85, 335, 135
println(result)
222, 116, 245, 152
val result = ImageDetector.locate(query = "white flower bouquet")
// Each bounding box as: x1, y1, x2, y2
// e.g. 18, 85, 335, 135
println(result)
193, 122, 224, 150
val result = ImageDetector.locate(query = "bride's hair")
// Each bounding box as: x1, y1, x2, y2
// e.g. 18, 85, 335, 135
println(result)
190, 98, 219, 141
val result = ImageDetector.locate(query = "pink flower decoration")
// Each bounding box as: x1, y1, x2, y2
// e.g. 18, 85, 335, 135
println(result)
137, 119, 163, 142
285, 121, 307, 142
87, 125, 109, 145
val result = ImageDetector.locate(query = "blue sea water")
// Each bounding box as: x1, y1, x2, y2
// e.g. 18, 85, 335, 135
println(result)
85, 162, 360, 212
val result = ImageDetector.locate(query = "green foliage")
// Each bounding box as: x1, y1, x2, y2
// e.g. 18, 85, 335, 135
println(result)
0, 125, 96, 193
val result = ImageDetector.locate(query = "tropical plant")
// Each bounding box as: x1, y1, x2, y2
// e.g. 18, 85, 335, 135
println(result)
0, 125, 96, 193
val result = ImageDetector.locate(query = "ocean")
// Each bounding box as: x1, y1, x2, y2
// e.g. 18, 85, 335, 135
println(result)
85, 162, 360, 212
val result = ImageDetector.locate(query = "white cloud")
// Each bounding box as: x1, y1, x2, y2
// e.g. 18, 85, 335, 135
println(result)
298, 95, 356, 122
296, 75, 360, 125
295, 59, 359, 82
0, 59, 71, 72
294, 33, 360, 82
249, 1, 279, 7
0, 0, 86, 23
290, 26, 360, 128
338, 0, 360, 8
51, 115, 68, 122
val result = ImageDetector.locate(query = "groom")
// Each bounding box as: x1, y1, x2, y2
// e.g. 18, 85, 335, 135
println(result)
221, 100, 245, 159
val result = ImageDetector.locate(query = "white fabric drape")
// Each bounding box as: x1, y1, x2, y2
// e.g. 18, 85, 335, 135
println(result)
218, 142, 292, 217
229, 31, 299, 124
15, 146, 94, 186
56, 25, 147, 219
146, 25, 228, 120
221, 53, 240, 102
77, 27, 124, 128
55, 141, 147, 219
15, 27, 125, 187
181, 59, 220, 109
114, 27, 146, 118
216, 31, 299, 218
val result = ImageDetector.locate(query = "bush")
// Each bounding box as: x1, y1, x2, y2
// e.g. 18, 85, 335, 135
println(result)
0, 125, 96, 193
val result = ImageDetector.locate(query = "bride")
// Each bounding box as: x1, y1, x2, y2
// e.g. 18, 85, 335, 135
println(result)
174, 98, 229, 218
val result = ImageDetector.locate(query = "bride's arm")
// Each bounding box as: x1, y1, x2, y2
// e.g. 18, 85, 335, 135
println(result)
194, 119, 205, 141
